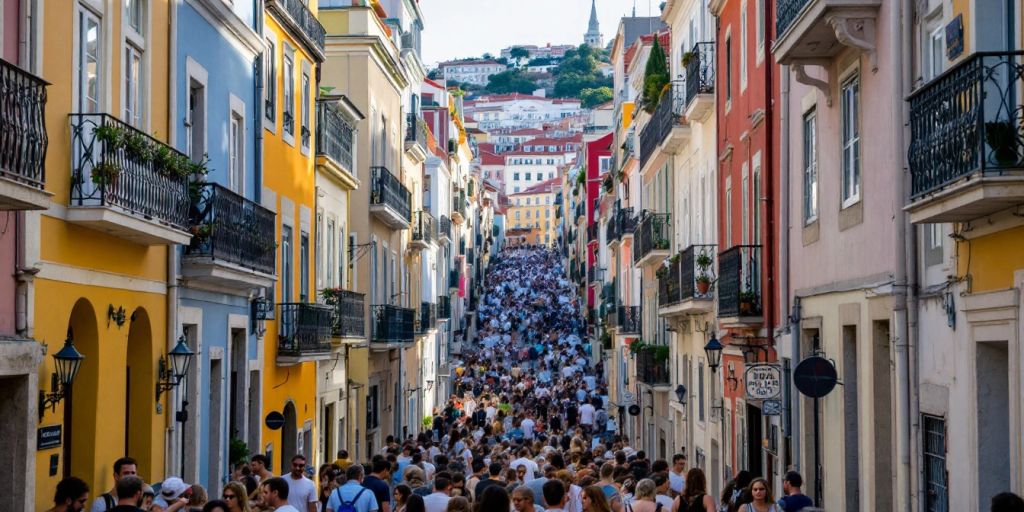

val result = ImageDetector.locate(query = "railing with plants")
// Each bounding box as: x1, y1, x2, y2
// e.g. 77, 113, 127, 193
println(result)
718, 245, 762, 318
0, 58, 48, 190
69, 113, 193, 230
438, 215, 451, 240
437, 295, 451, 319
633, 211, 671, 264
658, 244, 717, 306
776, 0, 811, 37
908, 51, 1024, 199
639, 81, 685, 169
606, 214, 621, 242
412, 210, 436, 245
277, 302, 334, 356
370, 166, 411, 223
618, 206, 638, 236
452, 189, 467, 218
185, 183, 276, 275
416, 302, 436, 333
371, 304, 414, 343
633, 342, 671, 385
267, 0, 326, 54
615, 305, 641, 334
317, 100, 354, 171
405, 113, 428, 149
684, 42, 715, 108
321, 288, 365, 338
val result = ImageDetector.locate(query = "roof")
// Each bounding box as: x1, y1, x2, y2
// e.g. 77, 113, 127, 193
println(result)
505, 128, 545, 136
465, 93, 581, 105
626, 30, 671, 74
511, 177, 561, 196
504, 149, 569, 157
480, 151, 504, 165
439, 60, 504, 68
521, 134, 583, 146
423, 77, 444, 89
620, 17, 669, 50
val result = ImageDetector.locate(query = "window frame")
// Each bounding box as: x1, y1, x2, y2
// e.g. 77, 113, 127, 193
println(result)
264, 36, 277, 129
76, 5, 104, 114
840, 74, 861, 207
282, 44, 296, 143
300, 61, 312, 154
124, 43, 144, 127
802, 109, 819, 224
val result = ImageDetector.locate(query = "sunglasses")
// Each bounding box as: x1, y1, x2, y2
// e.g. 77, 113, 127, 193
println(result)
223, 494, 237, 500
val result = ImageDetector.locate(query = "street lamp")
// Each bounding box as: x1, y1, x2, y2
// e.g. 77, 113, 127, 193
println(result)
156, 335, 196, 400
704, 334, 723, 373
674, 384, 687, 405
39, 334, 86, 419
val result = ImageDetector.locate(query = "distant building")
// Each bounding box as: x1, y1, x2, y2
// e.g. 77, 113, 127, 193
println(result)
507, 177, 562, 246
500, 43, 575, 61
584, 0, 603, 48
438, 60, 507, 86
464, 93, 583, 131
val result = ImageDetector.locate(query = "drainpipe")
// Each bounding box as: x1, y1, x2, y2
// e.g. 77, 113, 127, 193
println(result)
165, 0, 182, 479
778, 61, 794, 473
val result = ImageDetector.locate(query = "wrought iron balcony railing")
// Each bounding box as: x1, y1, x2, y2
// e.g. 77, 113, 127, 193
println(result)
452, 189, 467, 218
437, 295, 451, 319
185, 183, 276, 275
717, 245, 762, 318
405, 113, 428, 148
639, 81, 686, 169
637, 348, 671, 385
412, 210, 436, 245
776, 0, 811, 37
587, 223, 598, 242
448, 269, 460, 289
266, 0, 326, 57
908, 51, 1024, 199
438, 215, 451, 241
277, 302, 334, 356
618, 206, 638, 236
633, 211, 671, 264
317, 100, 354, 172
416, 302, 437, 333
324, 289, 365, 338
685, 42, 715, 108
69, 113, 190, 230
615, 305, 641, 334
370, 166, 411, 222
658, 244, 717, 307
0, 58, 48, 190
371, 304, 414, 343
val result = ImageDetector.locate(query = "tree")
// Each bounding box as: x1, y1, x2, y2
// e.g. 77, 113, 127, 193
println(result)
486, 69, 539, 94
580, 87, 613, 108
642, 37, 669, 113
510, 47, 530, 61
552, 44, 612, 98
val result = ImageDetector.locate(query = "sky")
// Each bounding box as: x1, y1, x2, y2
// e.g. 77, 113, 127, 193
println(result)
419, 0, 662, 66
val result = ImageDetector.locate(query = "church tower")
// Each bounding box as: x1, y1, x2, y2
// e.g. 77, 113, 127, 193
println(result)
584, 0, 604, 48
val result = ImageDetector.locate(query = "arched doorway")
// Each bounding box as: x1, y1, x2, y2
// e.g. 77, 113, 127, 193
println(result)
281, 401, 297, 472
126, 308, 155, 479
66, 299, 99, 481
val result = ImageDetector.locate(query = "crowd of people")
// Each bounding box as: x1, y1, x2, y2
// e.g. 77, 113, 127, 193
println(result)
46, 246, 1024, 512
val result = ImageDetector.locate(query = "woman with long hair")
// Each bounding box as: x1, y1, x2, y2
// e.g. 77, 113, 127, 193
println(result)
445, 496, 471, 512
393, 484, 413, 512
581, 485, 614, 512
627, 479, 660, 512
738, 478, 777, 512
670, 468, 715, 512
405, 494, 426, 512
474, 486, 511, 512
221, 482, 251, 512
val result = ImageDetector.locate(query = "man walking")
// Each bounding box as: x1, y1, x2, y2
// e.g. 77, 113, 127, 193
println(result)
262, 477, 300, 512
363, 460, 392, 512
423, 475, 452, 512
251, 454, 274, 482
107, 476, 145, 512
48, 477, 90, 512
668, 454, 686, 497
778, 471, 813, 512
326, 465, 378, 512
283, 455, 318, 512
90, 457, 137, 512
512, 487, 542, 512
542, 480, 568, 512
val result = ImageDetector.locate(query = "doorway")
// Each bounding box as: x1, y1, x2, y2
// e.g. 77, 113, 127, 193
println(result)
746, 403, 763, 476
282, 401, 298, 468
208, 358, 223, 491
976, 341, 1010, 508
126, 308, 154, 480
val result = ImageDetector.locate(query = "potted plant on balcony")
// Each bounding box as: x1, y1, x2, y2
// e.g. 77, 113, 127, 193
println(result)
91, 161, 122, 188
189, 222, 214, 248
985, 120, 1020, 165
738, 290, 757, 315
628, 338, 647, 357
695, 252, 713, 295
94, 123, 126, 152
124, 131, 154, 164
653, 344, 670, 363
681, 50, 697, 68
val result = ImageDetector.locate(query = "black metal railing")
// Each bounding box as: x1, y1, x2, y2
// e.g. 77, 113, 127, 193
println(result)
685, 42, 715, 108
449, 269, 460, 289
412, 210, 436, 245
416, 302, 437, 333
602, 280, 617, 303
438, 215, 451, 240
639, 81, 685, 169
185, 183, 276, 275
718, 245, 762, 318
776, 0, 811, 37
324, 290, 365, 338
69, 113, 190, 230
317, 100, 354, 171
277, 302, 334, 356
452, 189, 466, 218
267, 0, 326, 55
606, 215, 621, 242
637, 349, 671, 385
587, 223, 598, 242
371, 304, 414, 343
370, 166, 411, 223
615, 305, 641, 334
908, 51, 1024, 199
438, 295, 451, 319
405, 113, 428, 148
401, 27, 422, 55
619, 206, 637, 236
0, 58, 48, 190
658, 244, 716, 307
633, 211, 671, 264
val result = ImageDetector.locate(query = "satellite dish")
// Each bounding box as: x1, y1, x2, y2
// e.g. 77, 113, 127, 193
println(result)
793, 356, 838, 398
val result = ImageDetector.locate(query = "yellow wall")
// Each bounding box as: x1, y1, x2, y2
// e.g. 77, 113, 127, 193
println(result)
508, 191, 557, 244
958, 225, 1024, 293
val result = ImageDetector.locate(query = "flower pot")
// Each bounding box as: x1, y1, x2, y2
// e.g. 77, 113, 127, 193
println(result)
696, 280, 711, 295
739, 300, 753, 315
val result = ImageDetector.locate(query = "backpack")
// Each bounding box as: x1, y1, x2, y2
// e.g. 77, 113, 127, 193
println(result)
334, 487, 367, 512
101, 493, 116, 511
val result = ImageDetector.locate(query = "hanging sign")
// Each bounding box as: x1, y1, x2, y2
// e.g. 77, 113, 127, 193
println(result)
744, 364, 782, 401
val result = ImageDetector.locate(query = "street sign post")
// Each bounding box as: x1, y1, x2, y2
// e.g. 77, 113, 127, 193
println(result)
265, 411, 286, 430
744, 364, 782, 401
793, 355, 839, 508
762, 399, 782, 416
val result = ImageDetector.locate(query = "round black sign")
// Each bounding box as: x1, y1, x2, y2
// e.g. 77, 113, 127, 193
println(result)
793, 356, 838, 398
627, 404, 641, 416
265, 411, 286, 430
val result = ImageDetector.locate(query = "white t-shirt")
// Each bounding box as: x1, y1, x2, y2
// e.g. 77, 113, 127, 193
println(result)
522, 418, 536, 439
579, 403, 596, 425
510, 457, 539, 481
284, 474, 317, 512
423, 492, 451, 512
656, 494, 675, 510
669, 470, 686, 495
275, 506, 301, 512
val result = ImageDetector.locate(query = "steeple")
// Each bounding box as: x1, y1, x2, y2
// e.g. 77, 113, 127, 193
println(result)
584, 0, 604, 48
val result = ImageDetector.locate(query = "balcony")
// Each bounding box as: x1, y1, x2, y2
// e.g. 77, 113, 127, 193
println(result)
370, 304, 415, 346
325, 289, 365, 340
405, 113, 428, 163
717, 245, 763, 327
437, 215, 452, 244
639, 82, 689, 174
415, 302, 437, 334
606, 216, 621, 244
619, 207, 638, 241
633, 211, 671, 267
613, 305, 641, 335
68, 114, 190, 245
773, 0, 880, 67
658, 244, 716, 319
437, 295, 451, 320
183, 184, 276, 291
0, 58, 51, 210
369, 166, 411, 229
906, 52, 1024, 223
276, 302, 334, 365
266, 0, 326, 61
316, 99, 358, 190
451, 189, 467, 224
411, 210, 436, 250
448, 269, 460, 291
587, 223, 598, 244
636, 349, 671, 388
684, 42, 716, 123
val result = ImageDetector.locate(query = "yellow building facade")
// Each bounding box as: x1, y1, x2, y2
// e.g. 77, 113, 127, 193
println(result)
508, 178, 560, 246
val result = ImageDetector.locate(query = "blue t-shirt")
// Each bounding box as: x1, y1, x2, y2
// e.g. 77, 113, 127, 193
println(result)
778, 494, 814, 512
327, 482, 379, 512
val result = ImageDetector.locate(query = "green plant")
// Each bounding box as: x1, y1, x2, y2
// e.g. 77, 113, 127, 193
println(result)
653, 344, 670, 362
681, 51, 697, 68
94, 123, 126, 151
423, 415, 434, 427
124, 131, 154, 163
629, 339, 648, 355
229, 438, 249, 465
655, 237, 670, 250
656, 266, 668, 278
695, 253, 713, 270
739, 290, 757, 303
642, 37, 669, 113
91, 161, 121, 185
670, 252, 682, 265
985, 120, 1019, 165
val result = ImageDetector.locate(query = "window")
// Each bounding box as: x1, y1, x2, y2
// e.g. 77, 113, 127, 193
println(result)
283, 47, 295, 137
77, 7, 102, 113
724, 36, 732, 102
753, 157, 762, 244
125, 0, 144, 35
300, 232, 310, 301
525, 173, 531, 181
229, 112, 244, 193
264, 39, 276, 122
802, 110, 818, 223
535, 173, 542, 181
725, 176, 733, 245
515, 211, 520, 220
326, 218, 336, 287
186, 80, 206, 163
698, 362, 705, 422
513, 172, 520, 181
301, 70, 311, 149
281, 225, 294, 301
841, 75, 861, 206
924, 25, 945, 81
741, 164, 749, 244
124, 45, 143, 127
755, 0, 764, 51
740, 4, 748, 90
923, 415, 948, 511
526, 210, 531, 219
